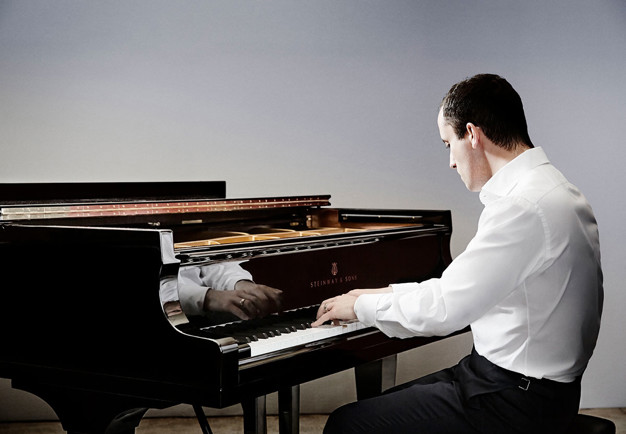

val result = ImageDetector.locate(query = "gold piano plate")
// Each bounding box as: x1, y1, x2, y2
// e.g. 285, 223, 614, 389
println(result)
173, 227, 372, 249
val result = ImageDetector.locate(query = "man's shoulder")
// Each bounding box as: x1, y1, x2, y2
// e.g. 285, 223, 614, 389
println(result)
510, 162, 570, 203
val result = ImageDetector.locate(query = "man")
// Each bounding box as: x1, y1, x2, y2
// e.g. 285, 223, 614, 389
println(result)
312, 74, 603, 433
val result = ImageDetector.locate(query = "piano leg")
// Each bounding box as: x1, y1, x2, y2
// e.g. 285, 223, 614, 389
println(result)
278, 385, 300, 434
242, 395, 267, 434
354, 354, 397, 400
240, 386, 299, 434
236, 356, 397, 434
237, 357, 396, 434
193, 404, 214, 434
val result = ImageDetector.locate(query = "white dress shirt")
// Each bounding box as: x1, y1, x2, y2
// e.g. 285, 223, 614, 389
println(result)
355, 147, 603, 382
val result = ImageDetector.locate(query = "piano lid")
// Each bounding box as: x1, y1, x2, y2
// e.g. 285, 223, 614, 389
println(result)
0, 181, 227, 206
0, 181, 331, 222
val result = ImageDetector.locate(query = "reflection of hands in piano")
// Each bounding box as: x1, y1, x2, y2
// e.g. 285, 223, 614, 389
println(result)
312, 286, 393, 327
203, 280, 283, 321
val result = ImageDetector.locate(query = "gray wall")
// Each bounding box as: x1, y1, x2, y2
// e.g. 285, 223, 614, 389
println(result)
1, 0, 624, 420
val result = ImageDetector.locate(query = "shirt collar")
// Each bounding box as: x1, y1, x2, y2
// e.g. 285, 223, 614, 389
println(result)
479, 147, 550, 205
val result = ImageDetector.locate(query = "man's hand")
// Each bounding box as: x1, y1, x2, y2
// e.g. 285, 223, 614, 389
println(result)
203, 280, 283, 320
311, 293, 358, 327
311, 286, 393, 327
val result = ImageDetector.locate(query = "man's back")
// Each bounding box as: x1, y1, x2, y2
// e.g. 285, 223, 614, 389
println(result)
473, 147, 603, 381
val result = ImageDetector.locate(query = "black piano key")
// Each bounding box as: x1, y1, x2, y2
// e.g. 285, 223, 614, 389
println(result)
276, 325, 298, 333
192, 305, 321, 344
230, 331, 259, 342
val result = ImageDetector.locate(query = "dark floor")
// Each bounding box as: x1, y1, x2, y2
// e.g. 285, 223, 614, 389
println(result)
0, 409, 624, 433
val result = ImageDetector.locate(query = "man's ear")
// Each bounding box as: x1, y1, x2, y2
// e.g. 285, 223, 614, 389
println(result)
466, 123, 480, 149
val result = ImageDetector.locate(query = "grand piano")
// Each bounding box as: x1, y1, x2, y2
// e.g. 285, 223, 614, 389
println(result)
0, 181, 461, 434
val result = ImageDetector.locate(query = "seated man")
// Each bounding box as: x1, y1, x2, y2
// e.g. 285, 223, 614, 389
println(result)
313, 74, 603, 434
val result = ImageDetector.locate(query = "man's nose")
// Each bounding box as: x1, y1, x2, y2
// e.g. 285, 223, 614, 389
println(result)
449, 153, 457, 169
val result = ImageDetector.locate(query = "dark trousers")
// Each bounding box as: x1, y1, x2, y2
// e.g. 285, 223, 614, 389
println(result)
324, 349, 581, 434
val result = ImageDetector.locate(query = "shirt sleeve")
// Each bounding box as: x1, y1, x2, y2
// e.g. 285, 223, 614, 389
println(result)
177, 262, 254, 316
354, 196, 547, 337
177, 266, 208, 316
199, 261, 253, 290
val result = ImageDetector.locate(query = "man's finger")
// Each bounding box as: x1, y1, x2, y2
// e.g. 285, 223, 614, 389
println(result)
312, 312, 331, 327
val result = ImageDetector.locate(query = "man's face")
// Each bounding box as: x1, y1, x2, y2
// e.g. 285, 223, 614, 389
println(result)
437, 109, 490, 192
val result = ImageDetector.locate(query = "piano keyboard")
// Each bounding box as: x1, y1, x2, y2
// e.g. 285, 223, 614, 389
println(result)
247, 321, 367, 357
190, 305, 369, 357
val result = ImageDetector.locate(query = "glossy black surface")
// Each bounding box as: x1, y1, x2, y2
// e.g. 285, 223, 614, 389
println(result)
0, 182, 455, 433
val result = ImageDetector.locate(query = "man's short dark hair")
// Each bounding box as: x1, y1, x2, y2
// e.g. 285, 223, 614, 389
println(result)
440, 74, 534, 150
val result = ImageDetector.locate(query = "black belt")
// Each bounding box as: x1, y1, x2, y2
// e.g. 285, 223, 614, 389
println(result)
464, 348, 581, 398
515, 373, 579, 394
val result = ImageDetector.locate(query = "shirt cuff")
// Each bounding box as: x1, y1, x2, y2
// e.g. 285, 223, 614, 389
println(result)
179, 285, 208, 316
355, 293, 385, 327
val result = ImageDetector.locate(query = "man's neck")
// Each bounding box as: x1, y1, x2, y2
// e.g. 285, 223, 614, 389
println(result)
485, 142, 531, 175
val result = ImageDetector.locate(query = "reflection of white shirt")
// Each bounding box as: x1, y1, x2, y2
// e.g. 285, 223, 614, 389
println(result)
355, 147, 603, 382
177, 262, 252, 316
